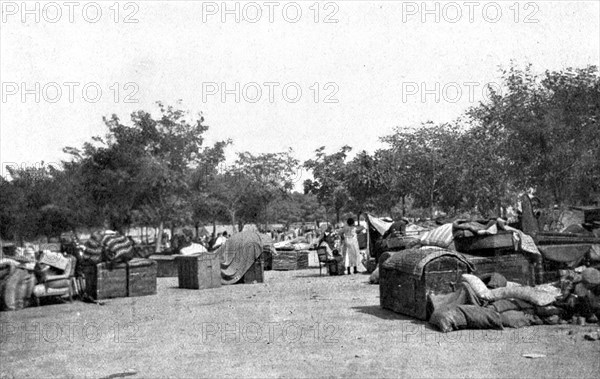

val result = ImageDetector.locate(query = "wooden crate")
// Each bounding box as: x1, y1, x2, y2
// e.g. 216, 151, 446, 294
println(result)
150, 254, 180, 277
127, 258, 157, 297
176, 254, 221, 290
465, 253, 534, 286
82, 262, 127, 300
454, 232, 514, 255
240, 255, 264, 284
380, 249, 473, 320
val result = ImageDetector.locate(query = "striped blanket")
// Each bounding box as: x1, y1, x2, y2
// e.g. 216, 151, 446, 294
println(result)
84, 231, 134, 264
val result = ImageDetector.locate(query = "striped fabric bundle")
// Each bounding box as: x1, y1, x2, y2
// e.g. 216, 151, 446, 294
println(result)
83, 231, 134, 264
419, 223, 454, 248
83, 231, 105, 263
102, 234, 134, 263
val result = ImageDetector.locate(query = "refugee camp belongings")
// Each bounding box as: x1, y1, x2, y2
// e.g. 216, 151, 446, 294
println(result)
82, 261, 128, 300
272, 250, 309, 270
240, 253, 264, 284
127, 258, 157, 297
176, 253, 221, 290
150, 254, 181, 277
570, 206, 600, 224
327, 256, 345, 276
379, 248, 475, 320
464, 253, 534, 286
39, 251, 70, 270
1, 267, 35, 311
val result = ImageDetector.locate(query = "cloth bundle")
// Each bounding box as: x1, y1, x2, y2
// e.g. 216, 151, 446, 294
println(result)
429, 273, 561, 332
83, 231, 134, 264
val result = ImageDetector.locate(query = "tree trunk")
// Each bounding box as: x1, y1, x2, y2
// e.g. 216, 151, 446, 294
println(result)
401, 195, 406, 217
212, 220, 216, 236
155, 221, 164, 253
230, 210, 236, 235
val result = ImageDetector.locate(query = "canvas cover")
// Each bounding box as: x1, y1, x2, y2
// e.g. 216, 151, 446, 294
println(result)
218, 231, 264, 284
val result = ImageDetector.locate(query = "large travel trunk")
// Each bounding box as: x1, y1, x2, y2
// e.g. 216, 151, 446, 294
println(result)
380, 248, 474, 320
150, 254, 180, 277
127, 258, 157, 297
176, 254, 221, 290
82, 262, 127, 300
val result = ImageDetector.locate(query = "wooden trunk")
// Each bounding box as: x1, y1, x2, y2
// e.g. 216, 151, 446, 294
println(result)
380, 249, 472, 321
127, 258, 157, 297
240, 255, 264, 284
82, 262, 127, 300
454, 232, 514, 255
465, 253, 534, 286
176, 254, 221, 290
150, 254, 180, 277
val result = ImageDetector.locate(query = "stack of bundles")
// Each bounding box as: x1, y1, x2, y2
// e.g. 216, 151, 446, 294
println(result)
272, 250, 299, 270
83, 231, 134, 264
429, 273, 566, 332
452, 219, 515, 255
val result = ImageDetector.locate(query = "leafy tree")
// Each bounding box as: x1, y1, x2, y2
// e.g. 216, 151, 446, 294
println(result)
304, 146, 352, 223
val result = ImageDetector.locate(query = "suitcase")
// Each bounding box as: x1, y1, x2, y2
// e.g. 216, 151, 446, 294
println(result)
82, 262, 127, 300
380, 248, 474, 320
240, 254, 264, 284
127, 258, 157, 297
176, 254, 221, 290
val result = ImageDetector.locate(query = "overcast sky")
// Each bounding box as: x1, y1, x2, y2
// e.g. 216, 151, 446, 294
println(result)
1, 1, 599, 181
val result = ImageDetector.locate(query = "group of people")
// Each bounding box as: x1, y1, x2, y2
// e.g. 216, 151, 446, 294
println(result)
318, 217, 365, 275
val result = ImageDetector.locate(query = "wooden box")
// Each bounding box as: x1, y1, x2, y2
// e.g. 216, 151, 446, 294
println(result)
82, 262, 127, 300
127, 258, 157, 297
150, 254, 180, 277
380, 249, 473, 320
176, 254, 221, 290
465, 253, 534, 286
240, 254, 264, 284
454, 232, 514, 255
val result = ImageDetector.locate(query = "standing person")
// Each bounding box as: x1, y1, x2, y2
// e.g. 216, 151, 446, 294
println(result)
338, 218, 363, 275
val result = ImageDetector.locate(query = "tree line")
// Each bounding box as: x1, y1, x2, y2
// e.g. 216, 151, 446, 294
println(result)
1, 64, 599, 244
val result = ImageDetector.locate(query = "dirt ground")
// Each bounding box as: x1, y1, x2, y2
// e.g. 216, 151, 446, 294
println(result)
1, 268, 599, 378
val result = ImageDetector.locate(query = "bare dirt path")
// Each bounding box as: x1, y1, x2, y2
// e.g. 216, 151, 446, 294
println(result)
1, 269, 599, 378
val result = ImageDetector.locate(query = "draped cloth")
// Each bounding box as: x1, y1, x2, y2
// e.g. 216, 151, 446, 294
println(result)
218, 231, 264, 284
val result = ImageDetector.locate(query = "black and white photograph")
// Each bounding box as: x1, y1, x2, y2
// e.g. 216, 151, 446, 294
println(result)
1, 1, 599, 377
